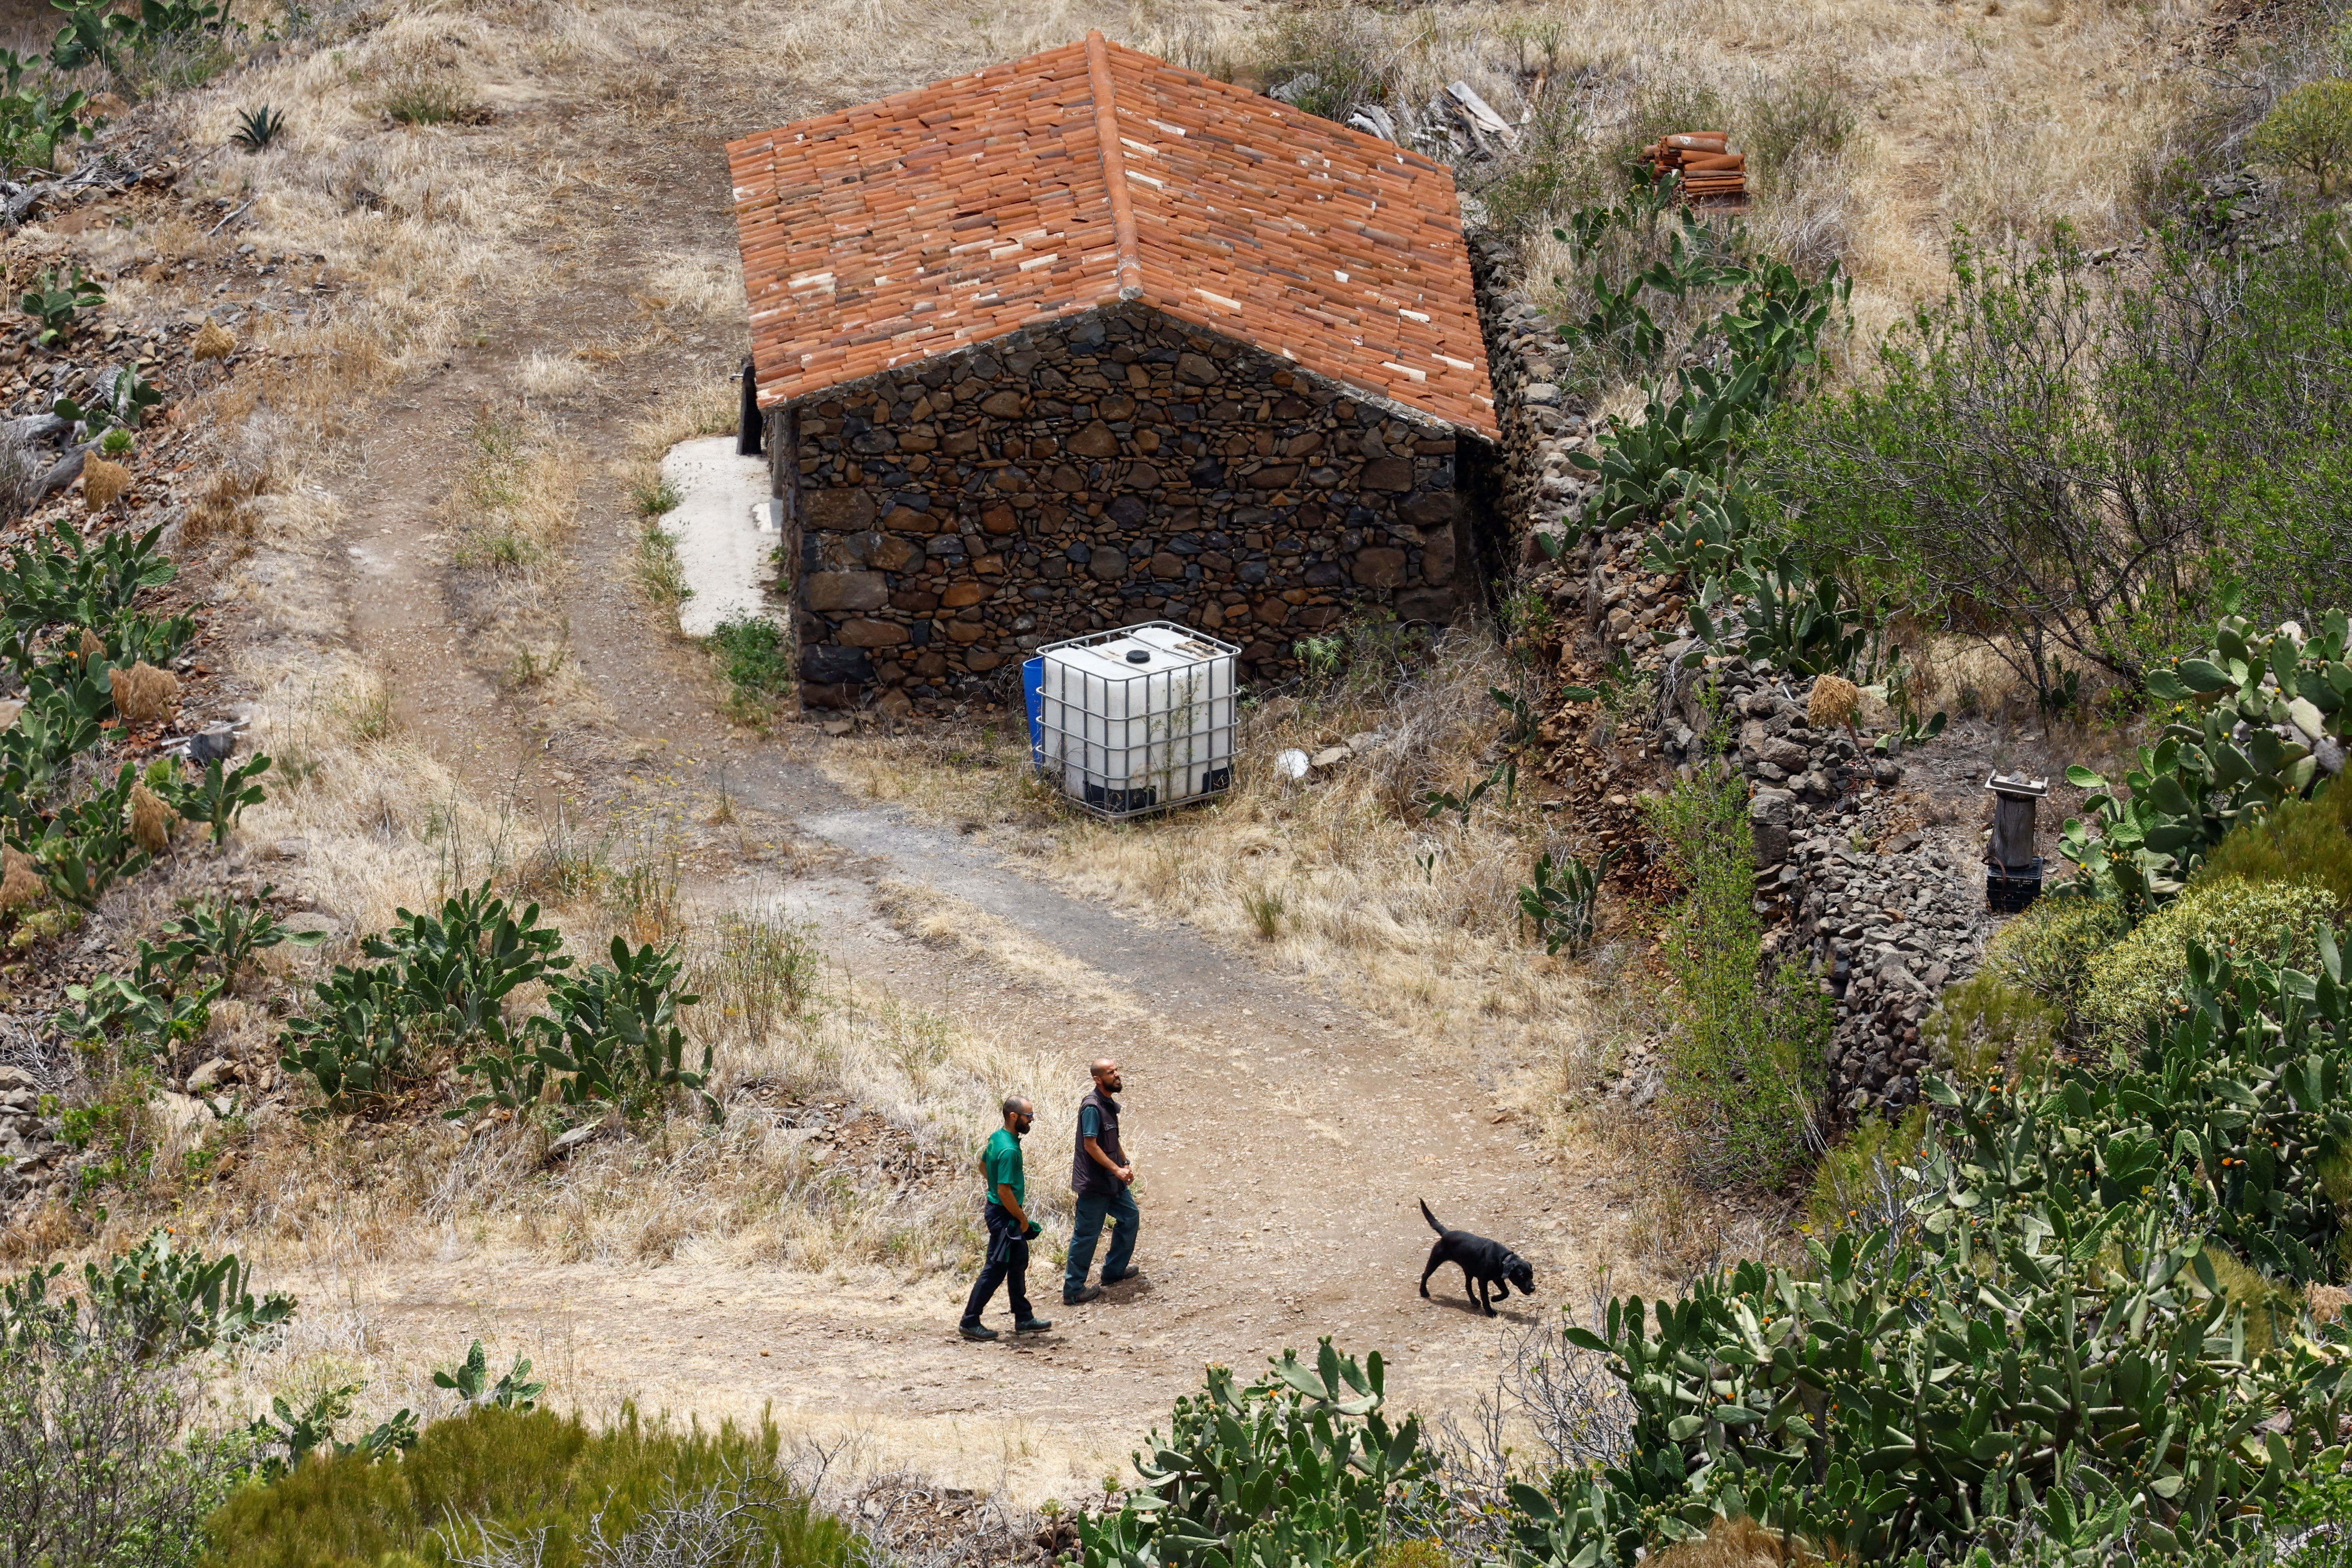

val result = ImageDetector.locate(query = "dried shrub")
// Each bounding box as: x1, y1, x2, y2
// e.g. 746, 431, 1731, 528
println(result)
78, 628, 103, 660
0, 419, 38, 521
1739, 61, 1861, 196
82, 456, 130, 509
1648, 1514, 1818, 1568
1805, 673, 1860, 731
129, 782, 174, 854
184, 465, 270, 545
0, 844, 42, 912
190, 322, 234, 361
109, 661, 179, 725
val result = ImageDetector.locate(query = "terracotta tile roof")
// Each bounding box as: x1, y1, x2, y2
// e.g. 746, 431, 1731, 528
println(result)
727, 33, 1496, 438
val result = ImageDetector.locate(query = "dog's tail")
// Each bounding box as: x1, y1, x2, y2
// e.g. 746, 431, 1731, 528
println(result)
1420, 1198, 1445, 1236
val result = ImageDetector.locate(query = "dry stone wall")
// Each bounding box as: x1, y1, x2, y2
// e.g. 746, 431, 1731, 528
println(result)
1470, 237, 1598, 559
780, 300, 1470, 710
1710, 663, 1991, 1122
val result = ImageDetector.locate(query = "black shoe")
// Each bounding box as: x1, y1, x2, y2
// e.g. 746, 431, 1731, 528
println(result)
1064, 1285, 1102, 1306
1102, 1267, 1142, 1285
958, 1321, 998, 1342
1012, 1316, 1054, 1334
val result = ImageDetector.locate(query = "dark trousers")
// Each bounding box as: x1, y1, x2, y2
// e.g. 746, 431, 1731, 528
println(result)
1064, 1184, 1139, 1298
960, 1202, 1031, 1326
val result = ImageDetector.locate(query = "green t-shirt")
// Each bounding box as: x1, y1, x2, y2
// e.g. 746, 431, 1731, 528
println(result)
981, 1128, 1025, 1210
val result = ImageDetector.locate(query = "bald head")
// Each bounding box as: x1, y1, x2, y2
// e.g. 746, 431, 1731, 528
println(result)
1001, 1096, 1033, 1129
1092, 1059, 1121, 1094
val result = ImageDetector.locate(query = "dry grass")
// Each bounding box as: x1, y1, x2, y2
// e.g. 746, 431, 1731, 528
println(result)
622, 379, 740, 631
433, 407, 606, 712
51, 829, 1046, 1291
1268, 0, 2216, 341
823, 629, 1603, 1099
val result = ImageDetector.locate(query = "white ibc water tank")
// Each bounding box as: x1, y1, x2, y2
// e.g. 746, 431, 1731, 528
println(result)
1033, 622, 1239, 818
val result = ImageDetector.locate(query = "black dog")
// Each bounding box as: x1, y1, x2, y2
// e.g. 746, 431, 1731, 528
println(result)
1418, 1199, 1535, 1317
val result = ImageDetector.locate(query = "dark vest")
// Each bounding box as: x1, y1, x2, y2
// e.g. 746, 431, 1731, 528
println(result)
1071, 1087, 1124, 1197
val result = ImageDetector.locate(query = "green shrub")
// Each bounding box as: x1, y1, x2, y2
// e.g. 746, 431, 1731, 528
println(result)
203, 1404, 852, 1568
707, 615, 792, 723
2080, 875, 2336, 1058
1803, 1100, 1926, 1235
1641, 770, 1828, 1190
0, 1320, 251, 1568
1075, 1342, 1434, 1568
2253, 80, 2352, 192
1980, 892, 2127, 1009
1921, 970, 2062, 1084
1528, 1192, 2344, 1566
2196, 780, 2352, 913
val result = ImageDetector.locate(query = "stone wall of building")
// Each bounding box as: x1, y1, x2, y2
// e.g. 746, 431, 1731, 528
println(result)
776, 300, 1474, 710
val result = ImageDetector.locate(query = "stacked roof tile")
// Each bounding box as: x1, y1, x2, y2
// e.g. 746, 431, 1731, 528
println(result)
727, 33, 1497, 439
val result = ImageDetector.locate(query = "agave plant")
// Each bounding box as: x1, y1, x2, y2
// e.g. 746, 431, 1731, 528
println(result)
230, 104, 284, 151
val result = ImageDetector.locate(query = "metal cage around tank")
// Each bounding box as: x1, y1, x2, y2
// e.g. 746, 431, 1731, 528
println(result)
1022, 622, 1241, 821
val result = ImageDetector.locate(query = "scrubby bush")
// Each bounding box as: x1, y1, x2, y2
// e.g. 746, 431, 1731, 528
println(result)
1642, 771, 1829, 1190
1, 1232, 294, 1568
0, 1320, 251, 1568
1920, 970, 2062, 1082
1075, 1342, 1435, 1568
1758, 232, 2206, 705
1803, 1100, 1926, 1235
2080, 875, 2335, 1059
1979, 892, 2127, 1012
2253, 80, 2352, 191
2197, 781, 2352, 913
204, 1404, 852, 1568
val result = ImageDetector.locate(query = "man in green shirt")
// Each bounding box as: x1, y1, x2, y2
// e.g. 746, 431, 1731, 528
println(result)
959, 1096, 1054, 1341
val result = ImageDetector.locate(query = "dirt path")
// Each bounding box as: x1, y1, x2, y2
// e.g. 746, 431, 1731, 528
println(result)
301, 843, 1593, 1493
278, 23, 1607, 1500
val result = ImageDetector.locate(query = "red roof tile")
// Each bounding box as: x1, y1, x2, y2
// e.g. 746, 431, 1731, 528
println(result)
727, 34, 1496, 438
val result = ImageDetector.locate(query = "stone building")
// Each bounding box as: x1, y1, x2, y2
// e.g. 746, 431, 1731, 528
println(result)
728, 32, 1498, 709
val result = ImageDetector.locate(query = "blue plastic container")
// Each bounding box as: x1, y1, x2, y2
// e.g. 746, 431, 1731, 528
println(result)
1022, 656, 1046, 771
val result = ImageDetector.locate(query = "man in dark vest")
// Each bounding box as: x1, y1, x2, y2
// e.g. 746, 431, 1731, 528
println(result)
1063, 1058, 1139, 1306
